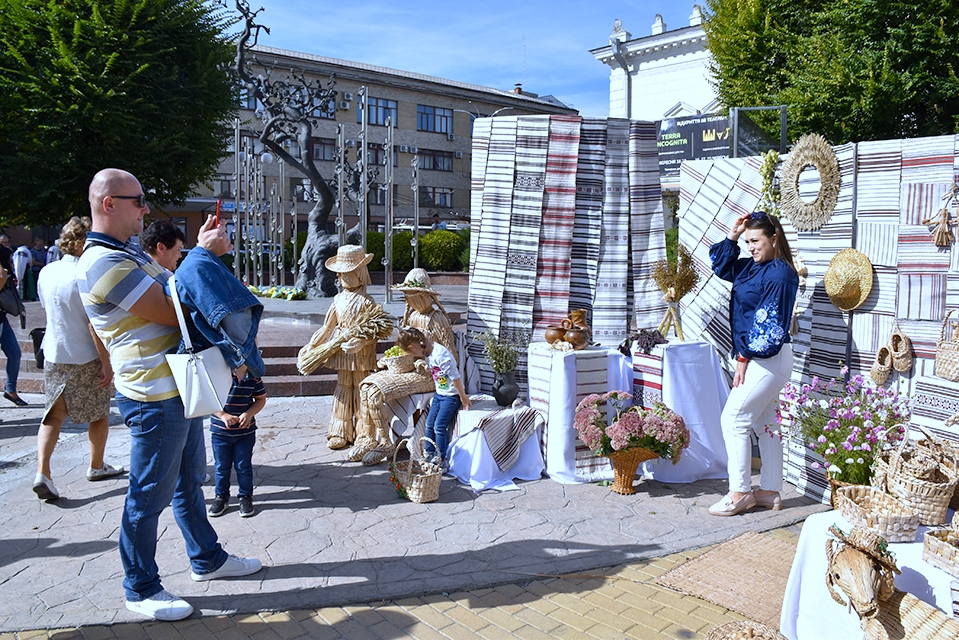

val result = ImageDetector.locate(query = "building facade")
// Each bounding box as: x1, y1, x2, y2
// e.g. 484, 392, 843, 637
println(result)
590, 7, 718, 122
175, 45, 575, 244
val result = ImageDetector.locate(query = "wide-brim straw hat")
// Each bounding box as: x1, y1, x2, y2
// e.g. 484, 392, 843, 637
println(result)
828, 524, 901, 574
824, 248, 873, 311
391, 267, 441, 296
325, 244, 374, 273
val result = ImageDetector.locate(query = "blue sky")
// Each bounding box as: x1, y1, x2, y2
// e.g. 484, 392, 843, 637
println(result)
230, 1, 700, 118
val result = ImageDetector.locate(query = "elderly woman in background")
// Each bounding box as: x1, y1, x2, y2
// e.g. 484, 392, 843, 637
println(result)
33, 217, 123, 501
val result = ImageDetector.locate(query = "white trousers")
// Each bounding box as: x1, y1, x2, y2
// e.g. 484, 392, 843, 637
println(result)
720, 343, 793, 493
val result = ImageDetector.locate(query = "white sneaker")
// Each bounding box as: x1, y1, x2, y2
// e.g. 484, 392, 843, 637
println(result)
33, 473, 59, 500
125, 589, 193, 621
191, 554, 262, 581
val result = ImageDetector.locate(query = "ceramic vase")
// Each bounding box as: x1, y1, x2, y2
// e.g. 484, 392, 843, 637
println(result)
491, 371, 519, 407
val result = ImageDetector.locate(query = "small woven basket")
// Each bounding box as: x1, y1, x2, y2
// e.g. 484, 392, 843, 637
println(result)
835, 484, 920, 543
391, 437, 442, 504
826, 471, 855, 509
704, 620, 786, 640
873, 436, 958, 525
913, 428, 959, 511
922, 512, 959, 579
383, 353, 415, 374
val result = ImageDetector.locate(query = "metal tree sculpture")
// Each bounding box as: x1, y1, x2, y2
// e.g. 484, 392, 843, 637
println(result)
233, 0, 339, 296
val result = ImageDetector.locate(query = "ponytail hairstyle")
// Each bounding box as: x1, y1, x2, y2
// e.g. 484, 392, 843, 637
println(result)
396, 326, 427, 352
744, 211, 796, 272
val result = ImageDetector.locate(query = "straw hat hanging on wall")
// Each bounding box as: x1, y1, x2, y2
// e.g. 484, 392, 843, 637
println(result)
824, 248, 874, 311
780, 133, 841, 231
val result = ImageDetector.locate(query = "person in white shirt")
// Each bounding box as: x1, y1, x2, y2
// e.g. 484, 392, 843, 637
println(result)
34, 217, 122, 501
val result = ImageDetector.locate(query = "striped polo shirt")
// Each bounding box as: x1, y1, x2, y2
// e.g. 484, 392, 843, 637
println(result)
78, 232, 180, 403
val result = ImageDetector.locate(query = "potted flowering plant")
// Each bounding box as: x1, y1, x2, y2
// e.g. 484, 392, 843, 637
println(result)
778, 365, 910, 498
574, 391, 690, 494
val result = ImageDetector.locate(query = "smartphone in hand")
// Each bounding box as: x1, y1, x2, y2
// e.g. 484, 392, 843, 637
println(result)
214, 200, 221, 227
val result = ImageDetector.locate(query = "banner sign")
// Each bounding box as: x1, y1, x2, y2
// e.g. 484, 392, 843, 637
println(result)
657, 114, 730, 177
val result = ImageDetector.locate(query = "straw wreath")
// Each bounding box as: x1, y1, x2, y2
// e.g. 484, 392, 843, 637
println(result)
780, 133, 841, 231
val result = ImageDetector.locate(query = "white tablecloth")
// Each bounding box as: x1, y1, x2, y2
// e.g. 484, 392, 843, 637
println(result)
448, 397, 544, 491
527, 343, 633, 483
633, 340, 730, 483
780, 510, 956, 640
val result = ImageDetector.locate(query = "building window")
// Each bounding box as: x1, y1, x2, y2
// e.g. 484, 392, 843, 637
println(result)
239, 89, 259, 111
366, 143, 397, 167
217, 175, 232, 197
312, 97, 335, 120
417, 105, 453, 133
359, 97, 397, 126
419, 187, 454, 207
312, 137, 336, 162
418, 149, 453, 172
369, 183, 387, 205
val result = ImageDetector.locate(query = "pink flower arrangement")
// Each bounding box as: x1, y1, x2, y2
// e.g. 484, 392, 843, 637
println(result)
574, 391, 689, 463
777, 365, 910, 485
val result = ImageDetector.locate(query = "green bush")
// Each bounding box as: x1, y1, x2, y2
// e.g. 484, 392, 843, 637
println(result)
365, 231, 385, 271
392, 231, 415, 272
665, 226, 679, 268
420, 229, 464, 272
457, 228, 471, 271
283, 231, 308, 270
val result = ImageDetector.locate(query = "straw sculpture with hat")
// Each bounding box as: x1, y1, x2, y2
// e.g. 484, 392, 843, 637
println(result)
826, 524, 959, 639
824, 248, 873, 312
350, 268, 457, 465
297, 245, 393, 449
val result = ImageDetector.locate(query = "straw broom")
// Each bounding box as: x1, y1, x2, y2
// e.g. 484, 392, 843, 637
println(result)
297, 304, 394, 375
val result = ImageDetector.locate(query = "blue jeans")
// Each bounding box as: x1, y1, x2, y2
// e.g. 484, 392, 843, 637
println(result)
0, 315, 20, 393
211, 431, 255, 498
425, 393, 461, 462
115, 394, 227, 601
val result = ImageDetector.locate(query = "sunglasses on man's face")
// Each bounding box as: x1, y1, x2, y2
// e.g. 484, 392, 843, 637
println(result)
111, 194, 147, 208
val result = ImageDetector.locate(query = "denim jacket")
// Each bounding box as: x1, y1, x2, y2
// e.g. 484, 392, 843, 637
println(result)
172, 248, 265, 378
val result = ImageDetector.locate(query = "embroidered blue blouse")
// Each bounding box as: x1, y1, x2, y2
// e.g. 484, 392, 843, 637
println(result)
709, 238, 799, 360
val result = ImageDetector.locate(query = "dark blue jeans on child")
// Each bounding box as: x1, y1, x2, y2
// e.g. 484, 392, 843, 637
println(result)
424, 393, 462, 463
211, 432, 255, 497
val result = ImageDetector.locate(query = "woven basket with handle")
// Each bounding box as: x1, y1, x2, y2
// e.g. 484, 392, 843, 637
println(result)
935, 309, 959, 381
873, 433, 957, 525
391, 437, 442, 504
922, 511, 959, 579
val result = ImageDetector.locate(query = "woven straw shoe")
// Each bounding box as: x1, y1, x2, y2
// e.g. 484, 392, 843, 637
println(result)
871, 346, 892, 386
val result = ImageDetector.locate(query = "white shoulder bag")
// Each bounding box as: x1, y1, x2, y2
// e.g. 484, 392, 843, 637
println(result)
164, 274, 233, 418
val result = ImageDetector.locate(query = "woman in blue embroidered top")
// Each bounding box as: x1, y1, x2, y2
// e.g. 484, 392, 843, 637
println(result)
708, 211, 799, 516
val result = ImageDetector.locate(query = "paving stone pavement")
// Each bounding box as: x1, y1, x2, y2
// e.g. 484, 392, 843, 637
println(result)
1, 392, 825, 637
0, 286, 829, 637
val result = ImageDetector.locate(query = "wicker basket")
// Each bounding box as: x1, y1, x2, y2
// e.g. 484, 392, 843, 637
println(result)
922, 526, 959, 579
704, 621, 786, 640
390, 437, 442, 504
835, 485, 920, 543
873, 436, 957, 526
383, 353, 415, 374
607, 447, 658, 495
913, 428, 959, 511
826, 471, 855, 509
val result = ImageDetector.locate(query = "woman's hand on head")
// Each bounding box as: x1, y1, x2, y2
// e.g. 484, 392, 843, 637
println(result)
728, 214, 750, 242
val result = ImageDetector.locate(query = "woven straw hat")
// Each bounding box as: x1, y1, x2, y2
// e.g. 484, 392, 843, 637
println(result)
824, 248, 873, 311
392, 268, 440, 296
828, 524, 901, 574
325, 244, 374, 273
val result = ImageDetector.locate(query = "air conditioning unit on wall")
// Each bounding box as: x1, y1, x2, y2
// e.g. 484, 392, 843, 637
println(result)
454, 151, 464, 159
410, 146, 419, 154
338, 101, 350, 110
343, 91, 354, 101
447, 133, 455, 141
398, 145, 409, 152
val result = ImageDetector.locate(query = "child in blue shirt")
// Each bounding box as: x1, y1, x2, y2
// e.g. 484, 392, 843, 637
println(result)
397, 326, 470, 467
208, 373, 266, 518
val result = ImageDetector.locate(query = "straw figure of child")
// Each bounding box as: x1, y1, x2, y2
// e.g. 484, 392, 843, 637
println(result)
305, 246, 386, 449
350, 269, 457, 464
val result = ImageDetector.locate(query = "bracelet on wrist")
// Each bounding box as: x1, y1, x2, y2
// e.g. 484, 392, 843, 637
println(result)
737, 355, 749, 363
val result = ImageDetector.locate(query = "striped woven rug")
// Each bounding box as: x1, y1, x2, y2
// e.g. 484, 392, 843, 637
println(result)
592, 118, 631, 346
532, 115, 581, 339
569, 118, 606, 314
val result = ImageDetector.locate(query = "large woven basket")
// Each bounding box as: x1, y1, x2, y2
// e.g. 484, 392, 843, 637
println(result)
607, 447, 658, 495
391, 437, 442, 504
383, 353, 415, 374
704, 620, 786, 640
913, 428, 959, 511
826, 471, 855, 509
835, 484, 920, 543
922, 525, 959, 579
873, 437, 957, 526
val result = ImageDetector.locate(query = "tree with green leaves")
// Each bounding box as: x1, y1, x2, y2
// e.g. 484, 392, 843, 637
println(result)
703, 0, 959, 144
0, 0, 236, 228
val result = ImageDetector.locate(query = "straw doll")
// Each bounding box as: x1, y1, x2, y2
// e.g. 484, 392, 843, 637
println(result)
351, 269, 457, 464
307, 245, 383, 449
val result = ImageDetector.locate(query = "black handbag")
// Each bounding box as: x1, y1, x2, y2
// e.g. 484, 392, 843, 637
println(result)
0, 280, 24, 318
29, 327, 45, 369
